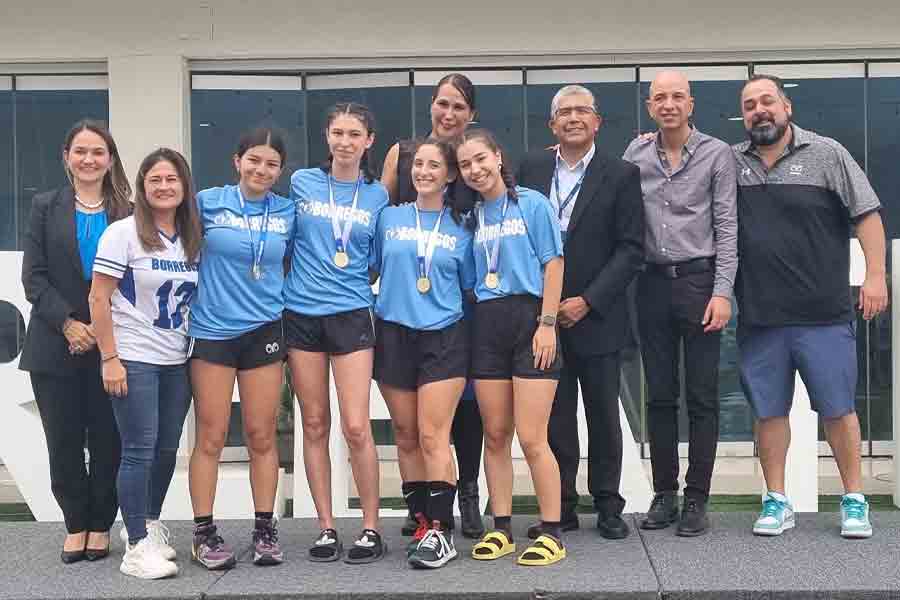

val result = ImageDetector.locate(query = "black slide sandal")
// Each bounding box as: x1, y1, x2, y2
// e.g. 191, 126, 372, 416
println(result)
308, 528, 342, 562
344, 529, 387, 564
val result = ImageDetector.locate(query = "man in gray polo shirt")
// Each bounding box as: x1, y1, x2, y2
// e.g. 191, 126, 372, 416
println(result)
734, 74, 887, 539
624, 70, 737, 537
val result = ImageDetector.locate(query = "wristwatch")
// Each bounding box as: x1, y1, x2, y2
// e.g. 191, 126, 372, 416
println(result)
536, 314, 557, 327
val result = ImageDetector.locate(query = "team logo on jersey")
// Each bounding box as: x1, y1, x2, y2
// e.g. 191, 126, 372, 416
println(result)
298, 200, 372, 227
211, 211, 290, 234
474, 218, 527, 244
741, 167, 752, 177
384, 226, 457, 251
789, 164, 804, 176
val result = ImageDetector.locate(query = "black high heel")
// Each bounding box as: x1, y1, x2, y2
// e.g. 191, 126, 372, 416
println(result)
84, 531, 110, 561
60, 534, 87, 564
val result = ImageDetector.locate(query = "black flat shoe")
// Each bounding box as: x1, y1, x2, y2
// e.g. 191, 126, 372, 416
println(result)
640, 492, 679, 530
676, 497, 710, 537
458, 480, 485, 539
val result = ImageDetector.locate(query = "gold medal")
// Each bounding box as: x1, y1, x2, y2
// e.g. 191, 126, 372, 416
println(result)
334, 251, 349, 268
416, 277, 431, 294
485, 272, 500, 289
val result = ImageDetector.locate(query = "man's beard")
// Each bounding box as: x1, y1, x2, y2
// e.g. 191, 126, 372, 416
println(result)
747, 116, 790, 147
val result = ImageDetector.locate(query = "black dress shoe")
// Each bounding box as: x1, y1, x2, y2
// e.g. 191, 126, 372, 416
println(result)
640, 492, 679, 530
596, 514, 630, 539
676, 497, 710, 537
458, 480, 485, 539
526, 514, 580, 539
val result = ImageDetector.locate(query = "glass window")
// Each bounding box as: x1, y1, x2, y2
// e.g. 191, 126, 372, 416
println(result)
755, 63, 866, 168
527, 68, 637, 159
0, 78, 13, 251
190, 75, 304, 197
867, 64, 900, 238
415, 70, 525, 167
14, 76, 109, 250
306, 72, 411, 175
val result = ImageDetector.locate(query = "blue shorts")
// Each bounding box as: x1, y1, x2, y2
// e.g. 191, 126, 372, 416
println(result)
737, 322, 858, 419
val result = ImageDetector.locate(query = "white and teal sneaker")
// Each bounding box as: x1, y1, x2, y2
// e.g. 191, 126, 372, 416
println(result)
840, 493, 872, 539
752, 492, 795, 536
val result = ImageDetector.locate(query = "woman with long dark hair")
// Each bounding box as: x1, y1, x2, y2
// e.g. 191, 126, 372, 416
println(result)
90, 148, 202, 579
285, 102, 389, 564
187, 128, 296, 570
455, 128, 567, 566
381, 72, 486, 540
20, 119, 132, 563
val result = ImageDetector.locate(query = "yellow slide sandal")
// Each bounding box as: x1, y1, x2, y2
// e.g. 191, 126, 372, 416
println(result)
471, 530, 516, 560
517, 534, 566, 566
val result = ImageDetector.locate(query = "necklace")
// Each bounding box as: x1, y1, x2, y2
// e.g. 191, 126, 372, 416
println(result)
75, 194, 105, 210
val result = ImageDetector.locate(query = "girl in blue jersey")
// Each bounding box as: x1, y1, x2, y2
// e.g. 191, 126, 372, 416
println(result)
372, 138, 475, 569
455, 129, 567, 566
285, 103, 389, 564
187, 129, 296, 570
90, 148, 201, 579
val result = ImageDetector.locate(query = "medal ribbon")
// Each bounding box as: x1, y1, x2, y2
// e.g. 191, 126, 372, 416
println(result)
414, 203, 445, 282
476, 194, 509, 278
237, 188, 270, 276
327, 174, 361, 256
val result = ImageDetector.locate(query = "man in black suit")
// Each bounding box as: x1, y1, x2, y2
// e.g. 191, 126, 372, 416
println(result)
518, 84, 645, 539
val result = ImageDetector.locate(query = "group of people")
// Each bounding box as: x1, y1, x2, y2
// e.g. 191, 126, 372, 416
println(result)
18, 69, 887, 580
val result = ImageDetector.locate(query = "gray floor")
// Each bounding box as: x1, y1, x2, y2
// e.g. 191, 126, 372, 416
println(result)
2, 514, 899, 600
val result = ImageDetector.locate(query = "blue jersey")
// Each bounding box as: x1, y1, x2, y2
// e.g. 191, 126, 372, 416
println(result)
472, 186, 563, 302
286, 168, 389, 316
189, 185, 296, 340
373, 204, 476, 331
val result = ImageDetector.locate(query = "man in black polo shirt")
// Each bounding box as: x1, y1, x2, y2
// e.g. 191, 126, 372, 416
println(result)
734, 74, 888, 539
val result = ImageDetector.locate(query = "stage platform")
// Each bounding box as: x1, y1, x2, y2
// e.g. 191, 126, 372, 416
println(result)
2, 513, 899, 600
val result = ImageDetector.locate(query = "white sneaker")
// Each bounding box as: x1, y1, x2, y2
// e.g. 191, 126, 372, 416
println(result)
119, 521, 176, 560
120, 537, 178, 579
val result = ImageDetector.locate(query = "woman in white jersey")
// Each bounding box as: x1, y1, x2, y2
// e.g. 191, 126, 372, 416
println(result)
284, 103, 389, 564
455, 128, 567, 566
90, 148, 201, 579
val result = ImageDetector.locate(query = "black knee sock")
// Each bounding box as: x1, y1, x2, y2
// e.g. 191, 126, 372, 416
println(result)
541, 520, 561, 539
452, 393, 483, 483
493, 515, 513, 538
402, 481, 428, 518
255, 511, 274, 521
426, 481, 457, 530
194, 515, 213, 528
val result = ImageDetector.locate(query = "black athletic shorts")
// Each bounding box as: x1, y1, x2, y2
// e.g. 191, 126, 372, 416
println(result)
471, 294, 562, 380
189, 319, 285, 370
374, 318, 469, 390
284, 307, 376, 355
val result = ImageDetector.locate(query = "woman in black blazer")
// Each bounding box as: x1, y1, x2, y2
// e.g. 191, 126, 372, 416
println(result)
19, 119, 132, 563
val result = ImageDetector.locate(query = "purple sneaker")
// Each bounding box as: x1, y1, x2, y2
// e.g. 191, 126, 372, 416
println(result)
192, 523, 236, 570
252, 518, 284, 566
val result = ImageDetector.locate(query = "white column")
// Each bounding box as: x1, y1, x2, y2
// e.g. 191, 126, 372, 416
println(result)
107, 54, 191, 179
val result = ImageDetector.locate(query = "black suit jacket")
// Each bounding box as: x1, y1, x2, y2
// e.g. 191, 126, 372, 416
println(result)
19, 187, 101, 375
518, 149, 645, 357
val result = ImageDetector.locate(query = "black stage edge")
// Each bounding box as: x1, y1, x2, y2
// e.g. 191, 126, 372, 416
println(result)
3, 513, 900, 599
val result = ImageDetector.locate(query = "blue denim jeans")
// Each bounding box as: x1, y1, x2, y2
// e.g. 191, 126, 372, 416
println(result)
111, 361, 191, 543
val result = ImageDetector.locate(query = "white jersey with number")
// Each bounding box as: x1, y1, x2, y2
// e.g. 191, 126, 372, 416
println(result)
94, 216, 199, 365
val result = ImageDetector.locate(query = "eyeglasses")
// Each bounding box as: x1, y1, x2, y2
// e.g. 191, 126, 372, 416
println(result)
554, 106, 596, 118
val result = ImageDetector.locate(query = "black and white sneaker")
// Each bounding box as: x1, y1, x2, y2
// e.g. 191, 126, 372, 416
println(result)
408, 523, 457, 569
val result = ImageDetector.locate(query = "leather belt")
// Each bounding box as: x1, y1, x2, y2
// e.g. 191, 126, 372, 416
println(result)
647, 257, 715, 279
